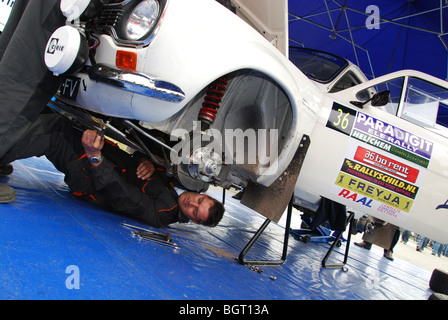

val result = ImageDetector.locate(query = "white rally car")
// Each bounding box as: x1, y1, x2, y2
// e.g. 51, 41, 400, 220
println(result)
2, 0, 448, 243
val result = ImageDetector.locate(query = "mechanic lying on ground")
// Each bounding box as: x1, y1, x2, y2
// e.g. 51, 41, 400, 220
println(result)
0, 113, 224, 228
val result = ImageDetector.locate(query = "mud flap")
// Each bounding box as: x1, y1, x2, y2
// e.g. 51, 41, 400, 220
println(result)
240, 135, 310, 223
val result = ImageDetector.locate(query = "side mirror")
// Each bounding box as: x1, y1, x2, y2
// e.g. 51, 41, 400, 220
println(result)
350, 90, 390, 108
371, 90, 390, 107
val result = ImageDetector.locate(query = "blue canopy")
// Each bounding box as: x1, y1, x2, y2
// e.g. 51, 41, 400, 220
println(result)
288, 0, 448, 80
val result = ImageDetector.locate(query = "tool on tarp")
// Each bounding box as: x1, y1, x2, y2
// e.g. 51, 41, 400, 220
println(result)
132, 231, 180, 249
121, 222, 180, 249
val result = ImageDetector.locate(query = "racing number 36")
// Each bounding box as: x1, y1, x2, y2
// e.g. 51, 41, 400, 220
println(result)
333, 109, 350, 130
326, 102, 356, 136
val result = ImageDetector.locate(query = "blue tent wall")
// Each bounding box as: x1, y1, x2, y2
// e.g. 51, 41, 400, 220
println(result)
288, 0, 448, 80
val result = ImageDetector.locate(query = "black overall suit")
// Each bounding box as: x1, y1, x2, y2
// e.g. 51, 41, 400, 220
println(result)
0, 0, 65, 158
0, 114, 188, 228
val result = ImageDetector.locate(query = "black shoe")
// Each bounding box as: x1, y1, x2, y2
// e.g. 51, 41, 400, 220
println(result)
232, 190, 244, 200
384, 250, 394, 261
0, 183, 16, 203
429, 293, 448, 300
0, 164, 13, 176
354, 241, 372, 250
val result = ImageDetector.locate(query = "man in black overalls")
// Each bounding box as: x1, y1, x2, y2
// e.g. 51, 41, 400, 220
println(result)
0, 0, 65, 202
0, 113, 224, 228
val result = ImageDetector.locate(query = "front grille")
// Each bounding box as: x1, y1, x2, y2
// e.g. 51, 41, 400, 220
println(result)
96, 7, 125, 28
90, 0, 166, 47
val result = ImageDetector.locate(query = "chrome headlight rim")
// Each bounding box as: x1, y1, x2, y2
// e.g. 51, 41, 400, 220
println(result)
125, 0, 160, 41
95, 0, 167, 48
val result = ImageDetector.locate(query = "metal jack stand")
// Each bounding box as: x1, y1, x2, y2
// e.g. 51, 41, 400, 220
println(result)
237, 195, 294, 267
321, 211, 355, 271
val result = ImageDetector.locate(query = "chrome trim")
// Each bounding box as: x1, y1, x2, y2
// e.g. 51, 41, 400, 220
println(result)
88, 64, 185, 102
95, 0, 168, 48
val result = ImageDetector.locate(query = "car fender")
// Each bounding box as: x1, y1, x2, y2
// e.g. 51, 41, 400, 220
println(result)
88, 0, 322, 186
91, 0, 321, 119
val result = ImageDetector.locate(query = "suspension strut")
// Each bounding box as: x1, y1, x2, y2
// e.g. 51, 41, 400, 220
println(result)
181, 74, 230, 186
198, 74, 229, 130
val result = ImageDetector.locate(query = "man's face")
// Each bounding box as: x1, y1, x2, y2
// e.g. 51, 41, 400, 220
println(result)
178, 192, 213, 224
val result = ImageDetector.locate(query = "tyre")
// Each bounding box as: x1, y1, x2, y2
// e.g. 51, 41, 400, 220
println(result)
429, 268, 448, 294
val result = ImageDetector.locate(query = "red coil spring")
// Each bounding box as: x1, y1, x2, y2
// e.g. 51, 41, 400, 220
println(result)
198, 75, 229, 125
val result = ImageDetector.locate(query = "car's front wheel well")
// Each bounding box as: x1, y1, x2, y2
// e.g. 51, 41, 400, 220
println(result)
173, 69, 295, 181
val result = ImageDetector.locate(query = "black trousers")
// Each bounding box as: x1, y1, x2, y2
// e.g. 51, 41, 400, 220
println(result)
0, 114, 85, 176
0, 114, 184, 228
0, 0, 65, 158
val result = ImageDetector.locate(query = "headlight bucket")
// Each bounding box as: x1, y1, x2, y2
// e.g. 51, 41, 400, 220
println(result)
125, 0, 160, 41
95, 0, 166, 47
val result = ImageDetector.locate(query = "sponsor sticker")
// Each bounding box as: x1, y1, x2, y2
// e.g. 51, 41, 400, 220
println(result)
354, 112, 433, 161
354, 146, 419, 183
326, 102, 434, 219
340, 158, 418, 199
335, 172, 413, 213
326, 102, 433, 168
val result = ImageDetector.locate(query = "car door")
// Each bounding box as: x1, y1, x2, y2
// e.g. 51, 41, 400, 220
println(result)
296, 70, 448, 243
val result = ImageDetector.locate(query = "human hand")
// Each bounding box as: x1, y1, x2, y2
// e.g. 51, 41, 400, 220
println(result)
81, 129, 105, 159
136, 158, 155, 180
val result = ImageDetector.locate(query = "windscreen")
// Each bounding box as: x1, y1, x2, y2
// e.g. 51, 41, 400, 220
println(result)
289, 47, 348, 83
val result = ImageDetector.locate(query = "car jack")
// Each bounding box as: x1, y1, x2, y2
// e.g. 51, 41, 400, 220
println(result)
290, 210, 356, 271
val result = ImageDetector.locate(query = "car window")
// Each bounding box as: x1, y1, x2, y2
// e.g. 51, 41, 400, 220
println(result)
356, 77, 405, 115
437, 102, 448, 127
328, 71, 363, 93
402, 77, 448, 131
289, 47, 348, 83
355, 76, 448, 137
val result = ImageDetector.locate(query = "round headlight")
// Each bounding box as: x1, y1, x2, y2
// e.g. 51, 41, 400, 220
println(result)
60, 0, 91, 21
126, 0, 160, 41
60, 0, 102, 21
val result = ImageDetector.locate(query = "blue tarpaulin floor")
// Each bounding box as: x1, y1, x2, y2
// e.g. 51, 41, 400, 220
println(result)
0, 157, 435, 300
